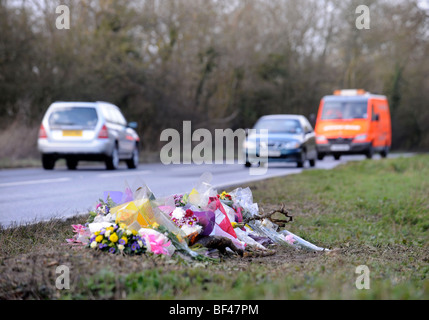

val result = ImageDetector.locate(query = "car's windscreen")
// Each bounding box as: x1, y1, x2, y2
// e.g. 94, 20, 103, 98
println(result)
49, 107, 98, 128
322, 101, 368, 120
254, 119, 302, 134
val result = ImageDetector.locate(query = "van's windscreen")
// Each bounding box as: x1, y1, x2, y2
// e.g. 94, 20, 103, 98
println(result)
49, 107, 98, 128
322, 101, 368, 120
254, 119, 302, 134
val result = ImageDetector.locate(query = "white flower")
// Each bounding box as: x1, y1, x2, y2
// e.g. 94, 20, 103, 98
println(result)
126, 230, 133, 236
105, 230, 111, 238
118, 245, 125, 251
138, 240, 143, 247
90, 241, 97, 249
172, 207, 185, 220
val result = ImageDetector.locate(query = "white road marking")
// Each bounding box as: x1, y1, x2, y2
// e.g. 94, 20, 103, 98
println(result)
0, 178, 71, 188
98, 170, 152, 178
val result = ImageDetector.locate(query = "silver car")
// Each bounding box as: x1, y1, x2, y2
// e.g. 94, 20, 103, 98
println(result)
38, 101, 140, 170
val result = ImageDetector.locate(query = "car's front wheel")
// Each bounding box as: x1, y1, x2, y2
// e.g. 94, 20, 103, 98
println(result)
297, 152, 306, 168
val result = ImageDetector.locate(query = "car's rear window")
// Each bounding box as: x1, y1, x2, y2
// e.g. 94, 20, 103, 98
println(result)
49, 107, 98, 128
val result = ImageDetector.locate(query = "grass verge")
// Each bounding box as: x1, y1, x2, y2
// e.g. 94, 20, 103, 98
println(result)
0, 155, 428, 300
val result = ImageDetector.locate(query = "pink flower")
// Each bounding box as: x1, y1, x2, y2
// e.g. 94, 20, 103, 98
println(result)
147, 234, 171, 255
72, 225, 87, 235
285, 235, 296, 245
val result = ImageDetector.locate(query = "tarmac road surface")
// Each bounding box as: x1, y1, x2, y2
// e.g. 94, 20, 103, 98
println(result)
0, 153, 411, 227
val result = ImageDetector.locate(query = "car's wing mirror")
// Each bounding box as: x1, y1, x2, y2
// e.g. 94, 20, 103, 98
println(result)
128, 122, 138, 129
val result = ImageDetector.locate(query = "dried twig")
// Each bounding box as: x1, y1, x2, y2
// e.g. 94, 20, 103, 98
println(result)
243, 204, 293, 226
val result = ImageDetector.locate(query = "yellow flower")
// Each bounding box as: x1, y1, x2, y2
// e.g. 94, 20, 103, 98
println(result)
95, 235, 103, 243
132, 230, 138, 236
94, 231, 100, 236
119, 223, 127, 229
106, 227, 114, 232
152, 222, 160, 229
231, 222, 238, 228
109, 233, 119, 243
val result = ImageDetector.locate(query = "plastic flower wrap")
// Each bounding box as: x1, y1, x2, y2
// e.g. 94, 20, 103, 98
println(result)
87, 195, 118, 224
66, 225, 91, 245
278, 230, 329, 252
138, 228, 175, 256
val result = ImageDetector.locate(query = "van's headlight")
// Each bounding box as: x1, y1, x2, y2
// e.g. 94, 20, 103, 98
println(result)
354, 134, 367, 142
283, 141, 301, 149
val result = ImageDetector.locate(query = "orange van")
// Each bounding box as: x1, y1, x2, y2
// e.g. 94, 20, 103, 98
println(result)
315, 89, 392, 160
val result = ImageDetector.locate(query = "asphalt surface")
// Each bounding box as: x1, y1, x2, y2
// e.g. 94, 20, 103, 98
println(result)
0, 154, 408, 227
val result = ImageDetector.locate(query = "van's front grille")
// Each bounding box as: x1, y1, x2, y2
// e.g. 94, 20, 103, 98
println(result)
328, 138, 353, 144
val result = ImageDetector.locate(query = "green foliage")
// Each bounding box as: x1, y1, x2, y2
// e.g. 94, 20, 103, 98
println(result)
1, 0, 428, 155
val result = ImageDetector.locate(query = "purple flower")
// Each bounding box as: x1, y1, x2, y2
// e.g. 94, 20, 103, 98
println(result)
131, 243, 138, 251
109, 247, 116, 254
119, 239, 126, 245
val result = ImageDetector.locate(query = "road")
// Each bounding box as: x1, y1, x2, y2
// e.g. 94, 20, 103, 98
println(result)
0, 154, 407, 227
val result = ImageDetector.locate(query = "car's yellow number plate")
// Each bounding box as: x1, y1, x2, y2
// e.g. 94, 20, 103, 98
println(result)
63, 130, 83, 137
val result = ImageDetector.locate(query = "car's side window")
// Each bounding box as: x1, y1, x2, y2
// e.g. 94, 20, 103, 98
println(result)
301, 119, 312, 133
102, 105, 127, 126
101, 106, 114, 124
113, 109, 127, 127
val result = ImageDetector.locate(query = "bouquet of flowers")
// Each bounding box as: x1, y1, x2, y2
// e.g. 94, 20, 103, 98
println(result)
66, 173, 329, 261
169, 207, 203, 236
88, 223, 147, 255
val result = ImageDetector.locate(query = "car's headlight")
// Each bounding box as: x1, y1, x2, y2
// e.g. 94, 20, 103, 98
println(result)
243, 140, 257, 149
316, 135, 327, 142
283, 141, 301, 149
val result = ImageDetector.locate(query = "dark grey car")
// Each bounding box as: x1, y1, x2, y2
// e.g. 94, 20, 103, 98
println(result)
244, 115, 318, 168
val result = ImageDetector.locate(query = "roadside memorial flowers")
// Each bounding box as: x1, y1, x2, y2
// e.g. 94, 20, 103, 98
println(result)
88, 223, 147, 255
66, 173, 329, 260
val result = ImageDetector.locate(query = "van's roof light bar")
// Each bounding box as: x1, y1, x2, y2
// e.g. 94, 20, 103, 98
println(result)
334, 89, 368, 96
